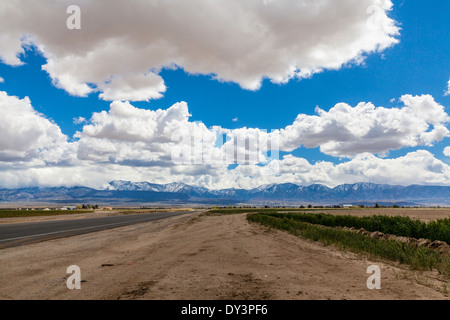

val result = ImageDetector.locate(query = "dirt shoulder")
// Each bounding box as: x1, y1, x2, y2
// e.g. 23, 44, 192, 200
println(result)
0, 212, 448, 300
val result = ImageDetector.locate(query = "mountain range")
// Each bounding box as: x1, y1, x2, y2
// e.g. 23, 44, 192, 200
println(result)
0, 181, 449, 206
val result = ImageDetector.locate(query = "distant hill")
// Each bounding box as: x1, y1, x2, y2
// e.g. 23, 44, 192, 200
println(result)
0, 181, 449, 206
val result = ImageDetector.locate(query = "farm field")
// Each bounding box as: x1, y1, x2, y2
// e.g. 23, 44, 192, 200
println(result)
247, 211, 450, 276
209, 207, 450, 221
0, 207, 196, 224
0, 210, 93, 219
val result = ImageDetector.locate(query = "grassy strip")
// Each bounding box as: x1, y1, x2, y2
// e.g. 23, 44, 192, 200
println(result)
0, 210, 93, 218
247, 213, 450, 276
265, 212, 450, 245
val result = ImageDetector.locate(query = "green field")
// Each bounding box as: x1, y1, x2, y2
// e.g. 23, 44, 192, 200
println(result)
247, 212, 450, 276
261, 212, 450, 244
0, 210, 93, 218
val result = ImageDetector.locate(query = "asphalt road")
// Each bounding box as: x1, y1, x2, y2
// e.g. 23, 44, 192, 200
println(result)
0, 211, 197, 249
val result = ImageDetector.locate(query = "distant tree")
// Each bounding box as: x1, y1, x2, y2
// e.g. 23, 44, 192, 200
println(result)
307, 204, 312, 208
375, 203, 379, 208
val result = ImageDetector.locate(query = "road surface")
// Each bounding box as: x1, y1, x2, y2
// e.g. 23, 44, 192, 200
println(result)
0, 211, 197, 249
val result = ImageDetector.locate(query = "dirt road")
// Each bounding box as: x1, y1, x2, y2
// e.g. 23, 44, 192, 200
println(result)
0, 212, 448, 300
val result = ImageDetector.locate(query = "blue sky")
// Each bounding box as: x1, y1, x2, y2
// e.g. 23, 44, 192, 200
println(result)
0, 0, 449, 189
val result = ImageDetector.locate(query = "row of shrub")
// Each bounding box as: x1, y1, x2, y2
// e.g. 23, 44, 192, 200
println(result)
247, 213, 450, 276
262, 212, 450, 245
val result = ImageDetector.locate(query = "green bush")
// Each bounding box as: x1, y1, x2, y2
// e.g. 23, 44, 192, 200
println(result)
263, 212, 450, 244
247, 213, 450, 276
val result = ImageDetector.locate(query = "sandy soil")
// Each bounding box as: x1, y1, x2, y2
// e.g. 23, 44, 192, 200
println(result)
287, 208, 450, 222
0, 211, 448, 300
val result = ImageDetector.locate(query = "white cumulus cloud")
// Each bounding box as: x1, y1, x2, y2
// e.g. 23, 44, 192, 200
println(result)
1, 90, 449, 189
0, 0, 399, 101
277, 94, 449, 157
2, 149, 449, 190
73, 117, 87, 125
75, 100, 220, 166
444, 146, 450, 158
0, 91, 70, 163
212, 150, 450, 189
74, 96, 450, 173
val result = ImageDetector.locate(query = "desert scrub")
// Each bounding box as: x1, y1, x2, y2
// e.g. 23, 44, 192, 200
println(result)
247, 213, 450, 276
263, 212, 450, 245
